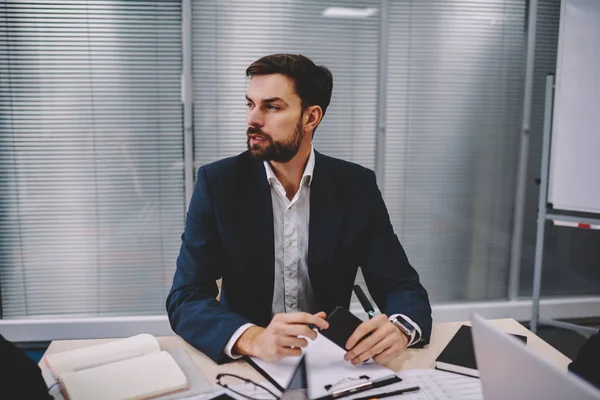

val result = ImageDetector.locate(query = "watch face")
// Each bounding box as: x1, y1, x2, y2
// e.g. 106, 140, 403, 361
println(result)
395, 317, 413, 332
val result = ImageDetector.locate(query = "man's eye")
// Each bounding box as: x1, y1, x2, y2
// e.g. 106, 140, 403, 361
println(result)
246, 102, 254, 108
267, 105, 279, 110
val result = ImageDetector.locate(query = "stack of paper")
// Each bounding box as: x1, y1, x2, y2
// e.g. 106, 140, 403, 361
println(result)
249, 332, 396, 399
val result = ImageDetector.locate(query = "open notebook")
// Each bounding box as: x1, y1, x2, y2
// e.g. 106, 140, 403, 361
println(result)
46, 334, 188, 400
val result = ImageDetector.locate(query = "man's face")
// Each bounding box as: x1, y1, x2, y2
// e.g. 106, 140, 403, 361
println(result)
246, 74, 305, 163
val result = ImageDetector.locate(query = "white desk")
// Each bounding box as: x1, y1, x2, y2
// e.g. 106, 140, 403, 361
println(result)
40, 318, 571, 388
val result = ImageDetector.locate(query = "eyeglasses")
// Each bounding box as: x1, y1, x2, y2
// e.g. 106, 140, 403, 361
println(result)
216, 373, 280, 400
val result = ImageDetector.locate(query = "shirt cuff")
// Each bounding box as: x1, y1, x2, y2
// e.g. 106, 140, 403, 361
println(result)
224, 323, 256, 359
389, 313, 422, 347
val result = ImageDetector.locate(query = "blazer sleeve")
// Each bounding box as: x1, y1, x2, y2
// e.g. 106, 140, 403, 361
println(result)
360, 170, 433, 343
166, 166, 251, 363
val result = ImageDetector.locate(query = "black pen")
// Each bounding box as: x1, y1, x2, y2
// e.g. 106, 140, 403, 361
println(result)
353, 285, 375, 319
352, 385, 420, 400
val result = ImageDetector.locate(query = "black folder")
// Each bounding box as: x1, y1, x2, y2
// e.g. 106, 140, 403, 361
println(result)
435, 325, 527, 377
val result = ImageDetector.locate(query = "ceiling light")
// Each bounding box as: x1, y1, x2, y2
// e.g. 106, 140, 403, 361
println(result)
322, 7, 378, 18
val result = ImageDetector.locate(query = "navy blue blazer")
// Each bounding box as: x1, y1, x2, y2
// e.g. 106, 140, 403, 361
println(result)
167, 150, 432, 363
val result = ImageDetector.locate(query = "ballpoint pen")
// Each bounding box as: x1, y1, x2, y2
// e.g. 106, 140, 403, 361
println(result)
353, 285, 375, 319
352, 385, 420, 400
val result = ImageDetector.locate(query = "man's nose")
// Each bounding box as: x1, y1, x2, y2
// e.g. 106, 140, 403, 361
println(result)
247, 107, 264, 127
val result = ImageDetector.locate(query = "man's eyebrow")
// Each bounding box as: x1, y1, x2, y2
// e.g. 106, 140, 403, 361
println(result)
263, 97, 288, 105
245, 95, 288, 106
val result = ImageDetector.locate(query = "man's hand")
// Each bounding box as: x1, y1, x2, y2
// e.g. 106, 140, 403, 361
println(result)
233, 312, 329, 362
343, 314, 408, 365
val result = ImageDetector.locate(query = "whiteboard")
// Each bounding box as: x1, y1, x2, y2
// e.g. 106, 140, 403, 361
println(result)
548, 0, 600, 213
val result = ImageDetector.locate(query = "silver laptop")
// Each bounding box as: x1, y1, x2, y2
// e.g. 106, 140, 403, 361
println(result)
471, 313, 600, 400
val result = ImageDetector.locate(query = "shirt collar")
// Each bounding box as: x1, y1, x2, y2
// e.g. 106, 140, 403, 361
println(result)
264, 146, 315, 187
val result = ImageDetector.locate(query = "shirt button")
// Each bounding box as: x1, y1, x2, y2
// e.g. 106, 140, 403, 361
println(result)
287, 240, 292, 246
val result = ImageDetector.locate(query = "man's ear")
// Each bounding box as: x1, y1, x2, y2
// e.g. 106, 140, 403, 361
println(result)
303, 105, 323, 134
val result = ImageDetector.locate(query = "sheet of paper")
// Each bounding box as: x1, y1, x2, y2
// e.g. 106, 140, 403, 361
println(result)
340, 378, 420, 400
395, 369, 483, 400
339, 369, 482, 400
249, 332, 395, 399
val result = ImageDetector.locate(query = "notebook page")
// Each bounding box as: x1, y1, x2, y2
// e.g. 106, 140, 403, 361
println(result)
43, 348, 212, 400
155, 348, 214, 400
249, 332, 394, 399
61, 350, 188, 400
46, 334, 160, 378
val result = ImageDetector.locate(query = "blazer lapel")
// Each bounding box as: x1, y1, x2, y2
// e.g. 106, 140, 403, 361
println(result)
237, 154, 275, 323
308, 151, 343, 299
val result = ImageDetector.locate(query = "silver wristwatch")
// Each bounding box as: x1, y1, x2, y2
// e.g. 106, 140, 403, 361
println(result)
391, 315, 417, 344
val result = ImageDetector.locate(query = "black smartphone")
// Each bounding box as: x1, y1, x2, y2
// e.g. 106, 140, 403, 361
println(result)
320, 306, 371, 351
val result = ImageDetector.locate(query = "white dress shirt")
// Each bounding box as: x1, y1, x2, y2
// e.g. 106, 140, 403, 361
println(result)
224, 147, 420, 358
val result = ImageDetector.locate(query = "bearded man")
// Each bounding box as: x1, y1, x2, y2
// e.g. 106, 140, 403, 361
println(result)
167, 54, 432, 365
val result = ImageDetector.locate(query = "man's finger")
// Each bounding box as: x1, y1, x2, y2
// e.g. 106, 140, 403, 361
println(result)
279, 312, 315, 323
308, 311, 328, 331
278, 336, 309, 349
373, 342, 403, 365
345, 315, 387, 349
280, 312, 329, 330
344, 326, 387, 361
274, 346, 303, 360
279, 324, 318, 340
351, 335, 393, 365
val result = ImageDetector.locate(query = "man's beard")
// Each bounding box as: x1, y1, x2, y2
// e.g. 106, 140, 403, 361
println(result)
247, 119, 303, 163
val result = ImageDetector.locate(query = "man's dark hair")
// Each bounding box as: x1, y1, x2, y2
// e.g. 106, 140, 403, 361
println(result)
246, 54, 333, 120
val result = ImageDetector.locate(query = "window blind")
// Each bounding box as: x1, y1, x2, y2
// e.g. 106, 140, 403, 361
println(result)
0, 0, 184, 318
191, 0, 380, 311
191, 0, 380, 171
191, 0, 529, 308
384, 0, 526, 302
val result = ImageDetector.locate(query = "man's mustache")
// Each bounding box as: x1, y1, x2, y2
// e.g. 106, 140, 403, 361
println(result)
246, 127, 272, 140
